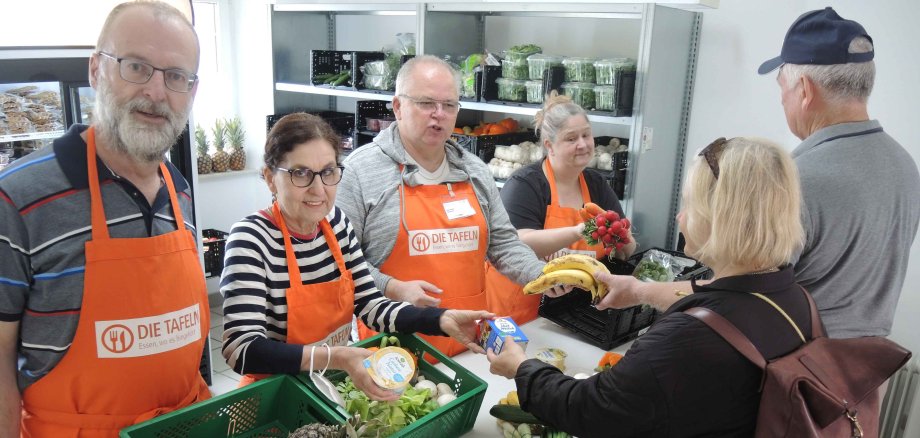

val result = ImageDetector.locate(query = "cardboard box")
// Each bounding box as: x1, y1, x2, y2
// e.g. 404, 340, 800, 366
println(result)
479, 317, 528, 355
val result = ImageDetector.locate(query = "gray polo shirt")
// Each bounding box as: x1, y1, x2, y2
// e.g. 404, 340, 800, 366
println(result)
791, 120, 920, 338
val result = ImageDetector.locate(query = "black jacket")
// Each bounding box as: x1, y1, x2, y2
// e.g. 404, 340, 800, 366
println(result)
515, 266, 815, 437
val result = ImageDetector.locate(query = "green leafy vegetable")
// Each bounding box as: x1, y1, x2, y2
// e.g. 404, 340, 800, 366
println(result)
336, 376, 440, 437
633, 259, 673, 282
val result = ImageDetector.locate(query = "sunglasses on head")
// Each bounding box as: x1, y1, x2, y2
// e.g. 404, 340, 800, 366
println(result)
698, 137, 728, 179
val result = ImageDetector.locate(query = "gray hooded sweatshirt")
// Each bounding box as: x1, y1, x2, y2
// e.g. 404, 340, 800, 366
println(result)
337, 122, 544, 292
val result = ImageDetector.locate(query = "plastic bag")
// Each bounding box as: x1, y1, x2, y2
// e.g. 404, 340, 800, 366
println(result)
632, 249, 694, 282
396, 32, 416, 55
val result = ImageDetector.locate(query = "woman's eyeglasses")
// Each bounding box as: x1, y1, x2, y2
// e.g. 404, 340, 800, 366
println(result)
698, 137, 728, 179
275, 165, 345, 187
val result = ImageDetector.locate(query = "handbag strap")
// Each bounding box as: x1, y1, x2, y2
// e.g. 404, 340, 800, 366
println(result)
684, 285, 825, 371
684, 307, 767, 369
799, 285, 825, 339
751, 293, 806, 343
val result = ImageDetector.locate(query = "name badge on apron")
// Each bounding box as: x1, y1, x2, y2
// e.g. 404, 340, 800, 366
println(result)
443, 198, 476, 220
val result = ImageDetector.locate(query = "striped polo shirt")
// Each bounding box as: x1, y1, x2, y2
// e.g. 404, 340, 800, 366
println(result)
0, 124, 195, 391
220, 208, 446, 376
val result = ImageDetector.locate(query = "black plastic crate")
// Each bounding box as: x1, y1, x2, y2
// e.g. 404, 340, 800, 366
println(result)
355, 100, 393, 132
539, 250, 712, 350
316, 110, 355, 138
202, 229, 228, 278
612, 69, 637, 117
310, 50, 353, 88
543, 65, 566, 98
353, 100, 394, 149
479, 65, 502, 102
451, 129, 536, 162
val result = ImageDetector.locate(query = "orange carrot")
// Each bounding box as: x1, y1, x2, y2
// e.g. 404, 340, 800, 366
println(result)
595, 352, 624, 371
579, 209, 594, 221
584, 202, 604, 216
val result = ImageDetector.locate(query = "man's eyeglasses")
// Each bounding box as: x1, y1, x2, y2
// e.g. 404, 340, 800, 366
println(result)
698, 137, 728, 179
275, 165, 345, 187
97, 51, 198, 93
398, 95, 461, 115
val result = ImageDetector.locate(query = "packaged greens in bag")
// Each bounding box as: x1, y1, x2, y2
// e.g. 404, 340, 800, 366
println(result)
632, 249, 694, 282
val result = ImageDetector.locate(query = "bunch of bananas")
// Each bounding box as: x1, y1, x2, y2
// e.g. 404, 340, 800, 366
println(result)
498, 390, 520, 406
522, 254, 610, 304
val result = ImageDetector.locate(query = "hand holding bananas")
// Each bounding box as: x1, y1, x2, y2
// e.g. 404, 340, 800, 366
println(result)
523, 254, 611, 304
579, 202, 631, 257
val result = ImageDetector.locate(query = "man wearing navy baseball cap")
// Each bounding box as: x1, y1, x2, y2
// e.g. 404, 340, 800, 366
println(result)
761, 7, 919, 340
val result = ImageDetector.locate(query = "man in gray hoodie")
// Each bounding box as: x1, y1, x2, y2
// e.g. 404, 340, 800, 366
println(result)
338, 55, 548, 356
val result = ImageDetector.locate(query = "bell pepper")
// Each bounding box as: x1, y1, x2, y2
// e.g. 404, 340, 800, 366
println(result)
595, 352, 623, 372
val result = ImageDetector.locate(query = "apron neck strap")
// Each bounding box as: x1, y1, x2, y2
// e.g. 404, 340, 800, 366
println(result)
272, 202, 346, 287
543, 159, 591, 206
85, 126, 186, 241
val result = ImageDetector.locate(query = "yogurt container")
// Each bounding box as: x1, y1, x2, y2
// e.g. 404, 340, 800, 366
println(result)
534, 347, 568, 372
363, 346, 416, 393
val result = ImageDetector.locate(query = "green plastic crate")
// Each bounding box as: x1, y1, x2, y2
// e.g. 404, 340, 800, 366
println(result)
298, 333, 488, 438
119, 374, 344, 438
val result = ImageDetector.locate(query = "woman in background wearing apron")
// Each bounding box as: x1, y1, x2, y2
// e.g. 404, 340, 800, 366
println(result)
485, 93, 636, 324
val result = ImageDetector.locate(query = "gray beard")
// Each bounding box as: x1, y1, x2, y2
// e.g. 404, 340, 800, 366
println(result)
93, 80, 190, 164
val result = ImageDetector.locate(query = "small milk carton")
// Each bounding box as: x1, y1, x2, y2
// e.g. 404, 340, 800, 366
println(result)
479, 317, 529, 354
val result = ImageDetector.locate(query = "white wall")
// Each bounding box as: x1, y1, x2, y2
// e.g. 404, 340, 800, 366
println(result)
194, 0, 275, 233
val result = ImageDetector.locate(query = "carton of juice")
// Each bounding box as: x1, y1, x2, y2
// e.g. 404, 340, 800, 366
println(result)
479, 317, 528, 355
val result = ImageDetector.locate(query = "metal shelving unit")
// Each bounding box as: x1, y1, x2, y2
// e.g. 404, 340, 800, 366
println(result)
0, 130, 66, 143
269, 1, 706, 249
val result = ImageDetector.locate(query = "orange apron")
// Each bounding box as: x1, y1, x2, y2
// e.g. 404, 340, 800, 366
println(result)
358, 168, 488, 358
20, 126, 210, 437
484, 160, 604, 324
237, 202, 354, 387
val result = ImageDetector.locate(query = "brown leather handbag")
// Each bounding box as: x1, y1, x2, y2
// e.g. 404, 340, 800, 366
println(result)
685, 289, 911, 438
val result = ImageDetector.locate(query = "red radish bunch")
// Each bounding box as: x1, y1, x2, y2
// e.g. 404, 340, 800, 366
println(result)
583, 210, 631, 257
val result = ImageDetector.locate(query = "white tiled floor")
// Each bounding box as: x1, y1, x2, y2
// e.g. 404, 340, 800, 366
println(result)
206, 292, 241, 396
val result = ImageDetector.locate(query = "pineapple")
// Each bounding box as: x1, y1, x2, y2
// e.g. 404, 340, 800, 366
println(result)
226, 116, 247, 171
194, 124, 212, 174
209, 119, 230, 172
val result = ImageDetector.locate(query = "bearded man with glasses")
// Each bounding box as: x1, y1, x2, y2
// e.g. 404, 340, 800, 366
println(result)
338, 55, 557, 358
0, 2, 211, 436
